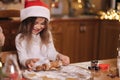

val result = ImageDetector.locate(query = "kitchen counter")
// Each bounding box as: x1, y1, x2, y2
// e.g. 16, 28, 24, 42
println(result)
0, 51, 119, 80
71, 58, 119, 80
22, 58, 118, 80
50, 15, 99, 21
0, 10, 20, 18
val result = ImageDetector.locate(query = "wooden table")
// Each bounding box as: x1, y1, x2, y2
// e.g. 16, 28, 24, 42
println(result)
0, 51, 119, 80
71, 58, 120, 80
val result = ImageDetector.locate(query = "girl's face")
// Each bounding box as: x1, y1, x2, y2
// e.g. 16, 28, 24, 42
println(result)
32, 17, 46, 35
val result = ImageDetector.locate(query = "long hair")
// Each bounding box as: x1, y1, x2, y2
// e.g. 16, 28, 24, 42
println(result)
18, 17, 50, 45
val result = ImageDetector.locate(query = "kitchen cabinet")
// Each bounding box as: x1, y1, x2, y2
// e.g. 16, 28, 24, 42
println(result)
0, 10, 20, 51
0, 19, 20, 51
98, 20, 120, 59
50, 20, 63, 53
62, 21, 78, 63
75, 19, 99, 62
50, 19, 99, 63
50, 19, 76, 63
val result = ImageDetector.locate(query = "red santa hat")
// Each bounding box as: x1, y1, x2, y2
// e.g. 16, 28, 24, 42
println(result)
20, 0, 50, 21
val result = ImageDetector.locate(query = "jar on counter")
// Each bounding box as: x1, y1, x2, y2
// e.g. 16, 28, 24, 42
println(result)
2, 54, 22, 80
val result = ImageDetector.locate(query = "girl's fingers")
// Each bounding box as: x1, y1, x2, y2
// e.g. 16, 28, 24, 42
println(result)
32, 58, 39, 63
62, 56, 70, 65
27, 60, 34, 68
27, 64, 33, 69
26, 58, 40, 69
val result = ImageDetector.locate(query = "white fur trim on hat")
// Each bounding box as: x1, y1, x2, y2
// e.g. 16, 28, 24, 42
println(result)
20, 6, 50, 21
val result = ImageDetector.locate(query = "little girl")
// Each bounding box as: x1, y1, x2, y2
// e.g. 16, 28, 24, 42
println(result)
15, 0, 70, 70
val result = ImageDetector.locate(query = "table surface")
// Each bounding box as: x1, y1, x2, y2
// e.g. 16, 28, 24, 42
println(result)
23, 58, 119, 80
71, 58, 120, 80
2, 52, 119, 80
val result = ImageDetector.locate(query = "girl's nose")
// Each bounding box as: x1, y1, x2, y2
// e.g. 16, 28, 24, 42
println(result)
35, 24, 44, 29
36, 25, 40, 29
41, 25, 45, 29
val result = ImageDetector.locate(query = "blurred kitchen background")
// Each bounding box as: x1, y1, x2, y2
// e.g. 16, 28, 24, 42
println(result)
0, 0, 114, 16
0, 0, 120, 63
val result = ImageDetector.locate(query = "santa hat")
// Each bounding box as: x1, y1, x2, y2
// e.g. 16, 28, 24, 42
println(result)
20, 0, 50, 21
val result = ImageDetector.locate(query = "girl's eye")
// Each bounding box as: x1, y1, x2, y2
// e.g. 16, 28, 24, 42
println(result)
34, 22, 45, 25
34, 22, 38, 25
41, 22, 45, 25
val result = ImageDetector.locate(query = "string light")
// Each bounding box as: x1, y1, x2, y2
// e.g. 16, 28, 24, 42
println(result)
100, 9, 120, 22
78, 0, 81, 3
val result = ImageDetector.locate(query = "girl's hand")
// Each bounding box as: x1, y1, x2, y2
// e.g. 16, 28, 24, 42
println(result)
26, 58, 39, 70
57, 54, 70, 66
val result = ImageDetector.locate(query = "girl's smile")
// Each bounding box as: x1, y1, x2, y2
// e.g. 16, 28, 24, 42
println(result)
32, 18, 45, 35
